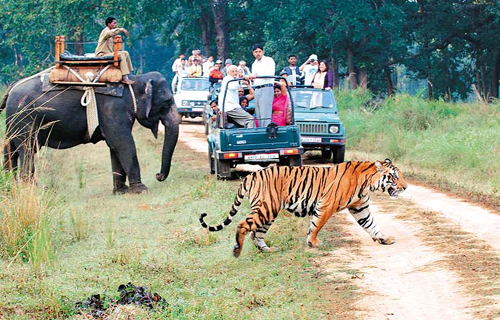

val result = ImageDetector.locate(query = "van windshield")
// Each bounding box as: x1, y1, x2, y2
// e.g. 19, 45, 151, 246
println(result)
181, 78, 211, 91
291, 89, 336, 110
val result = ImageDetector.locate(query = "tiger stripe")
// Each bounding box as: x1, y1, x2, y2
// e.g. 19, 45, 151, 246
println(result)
199, 159, 407, 257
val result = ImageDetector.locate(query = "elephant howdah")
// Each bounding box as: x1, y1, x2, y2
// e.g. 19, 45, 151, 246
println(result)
0, 71, 180, 194
49, 35, 124, 84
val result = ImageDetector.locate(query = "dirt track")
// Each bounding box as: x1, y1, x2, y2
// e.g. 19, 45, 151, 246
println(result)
177, 120, 500, 319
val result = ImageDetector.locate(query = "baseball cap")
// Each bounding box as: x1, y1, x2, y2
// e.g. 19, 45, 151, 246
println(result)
215, 59, 223, 64
225, 59, 232, 65
309, 54, 318, 61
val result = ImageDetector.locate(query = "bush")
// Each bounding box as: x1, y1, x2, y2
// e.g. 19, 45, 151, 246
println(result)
339, 90, 500, 199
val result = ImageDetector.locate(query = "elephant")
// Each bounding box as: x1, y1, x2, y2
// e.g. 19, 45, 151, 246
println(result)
0, 71, 179, 194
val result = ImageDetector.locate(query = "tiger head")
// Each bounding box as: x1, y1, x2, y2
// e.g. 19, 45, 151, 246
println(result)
375, 159, 407, 198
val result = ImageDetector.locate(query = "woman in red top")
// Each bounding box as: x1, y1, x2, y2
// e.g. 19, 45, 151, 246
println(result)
271, 82, 288, 126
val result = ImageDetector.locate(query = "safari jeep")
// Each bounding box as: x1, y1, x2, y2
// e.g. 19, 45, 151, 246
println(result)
173, 76, 211, 119
207, 76, 303, 179
290, 87, 346, 163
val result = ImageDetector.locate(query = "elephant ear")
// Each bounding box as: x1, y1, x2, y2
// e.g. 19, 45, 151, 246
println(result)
145, 79, 153, 119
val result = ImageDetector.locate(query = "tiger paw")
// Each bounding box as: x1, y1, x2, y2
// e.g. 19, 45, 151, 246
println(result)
374, 236, 395, 245
307, 239, 321, 248
261, 246, 278, 253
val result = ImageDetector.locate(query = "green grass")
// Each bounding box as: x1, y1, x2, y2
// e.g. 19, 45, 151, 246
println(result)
337, 89, 500, 205
0, 125, 358, 319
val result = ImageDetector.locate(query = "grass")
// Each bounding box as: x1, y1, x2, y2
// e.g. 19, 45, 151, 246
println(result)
0, 123, 360, 319
336, 89, 500, 208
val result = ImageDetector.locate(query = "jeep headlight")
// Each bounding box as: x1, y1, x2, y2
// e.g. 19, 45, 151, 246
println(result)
329, 125, 339, 134
182, 100, 189, 106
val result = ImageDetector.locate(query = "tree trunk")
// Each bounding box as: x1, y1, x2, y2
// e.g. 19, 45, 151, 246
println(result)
384, 66, 394, 96
199, 7, 212, 56
139, 39, 144, 74
73, 27, 84, 56
359, 67, 368, 90
424, 42, 433, 100
347, 45, 357, 90
210, 0, 229, 61
491, 51, 500, 100
332, 57, 339, 88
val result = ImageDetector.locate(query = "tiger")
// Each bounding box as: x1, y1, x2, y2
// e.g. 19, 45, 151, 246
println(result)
199, 159, 407, 258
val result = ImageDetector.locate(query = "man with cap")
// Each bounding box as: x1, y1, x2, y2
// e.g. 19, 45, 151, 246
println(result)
221, 58, 233, 77
300, 54, 319, 86
246, 44, 275, 127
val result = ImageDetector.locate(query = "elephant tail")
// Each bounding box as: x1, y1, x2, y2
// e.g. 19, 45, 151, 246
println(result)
0, 84, 11, 113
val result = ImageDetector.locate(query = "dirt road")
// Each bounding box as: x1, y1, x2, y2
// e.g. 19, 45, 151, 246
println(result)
177, 120, 500, 319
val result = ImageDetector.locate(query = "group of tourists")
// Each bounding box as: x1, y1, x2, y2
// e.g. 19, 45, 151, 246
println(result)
94, 16, 333, 129
207, 44, 329, 129
171, 44, 335, 129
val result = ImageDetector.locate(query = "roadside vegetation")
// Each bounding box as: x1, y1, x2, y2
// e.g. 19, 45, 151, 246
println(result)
0, 122, 358, 319
336, 89, 500, 208
1, 86, 499, 318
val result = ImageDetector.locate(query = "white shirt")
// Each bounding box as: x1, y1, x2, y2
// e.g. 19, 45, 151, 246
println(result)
251, 55, 275, 86
178, 64, 189, 78
218, 75, 241, 112
203, 61, 214, 76
172, 58, 181, 73
303, 64, 318, 86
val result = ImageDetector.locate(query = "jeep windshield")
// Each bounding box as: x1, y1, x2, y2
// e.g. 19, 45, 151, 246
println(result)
180, 78, 211, 91
290, 89, 338, 111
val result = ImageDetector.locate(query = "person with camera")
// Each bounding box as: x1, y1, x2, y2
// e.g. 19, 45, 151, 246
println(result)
300, 54, 319, 86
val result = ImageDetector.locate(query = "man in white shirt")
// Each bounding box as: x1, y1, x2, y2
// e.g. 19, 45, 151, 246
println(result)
219, 65, 255, 128
300, 54, 319, 86
202, 56, 214, 76
171, 53, 185, 93
247, 44, 275, 127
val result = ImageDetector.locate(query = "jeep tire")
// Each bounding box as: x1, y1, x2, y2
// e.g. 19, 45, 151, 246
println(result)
332, 146, 345, 163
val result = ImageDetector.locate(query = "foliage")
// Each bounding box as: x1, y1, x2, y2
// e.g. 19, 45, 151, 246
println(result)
1, 0, 500, 99
340, 89, 500, 200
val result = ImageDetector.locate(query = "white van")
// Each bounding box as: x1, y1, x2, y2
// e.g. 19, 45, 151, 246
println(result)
173, 77, 211, 119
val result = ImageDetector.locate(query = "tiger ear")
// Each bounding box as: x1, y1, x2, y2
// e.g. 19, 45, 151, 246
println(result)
375, 161, 384, 172
385, 158, 392, 164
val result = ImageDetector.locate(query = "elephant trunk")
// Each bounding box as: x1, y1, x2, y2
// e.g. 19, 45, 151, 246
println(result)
156, 108, 180, 182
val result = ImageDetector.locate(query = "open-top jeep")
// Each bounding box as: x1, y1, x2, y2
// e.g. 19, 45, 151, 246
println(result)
291, 87, 346, 163
207, 76, 303, 179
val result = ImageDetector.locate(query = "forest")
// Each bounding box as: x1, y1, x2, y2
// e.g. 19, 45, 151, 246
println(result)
0, 0, 499, 101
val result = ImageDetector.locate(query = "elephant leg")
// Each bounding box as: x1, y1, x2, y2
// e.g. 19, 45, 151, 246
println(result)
110, 148, 128, 194
106, 134, 148, 194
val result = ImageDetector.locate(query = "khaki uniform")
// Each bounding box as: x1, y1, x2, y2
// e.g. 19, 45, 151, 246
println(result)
95, 27, 133, 75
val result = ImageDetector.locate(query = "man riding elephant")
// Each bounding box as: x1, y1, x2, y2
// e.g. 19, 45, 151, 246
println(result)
95, 16, 135, 85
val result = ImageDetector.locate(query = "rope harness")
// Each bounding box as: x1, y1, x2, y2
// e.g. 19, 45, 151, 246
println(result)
63, 65, 137, 137
7, 66, 138, 140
